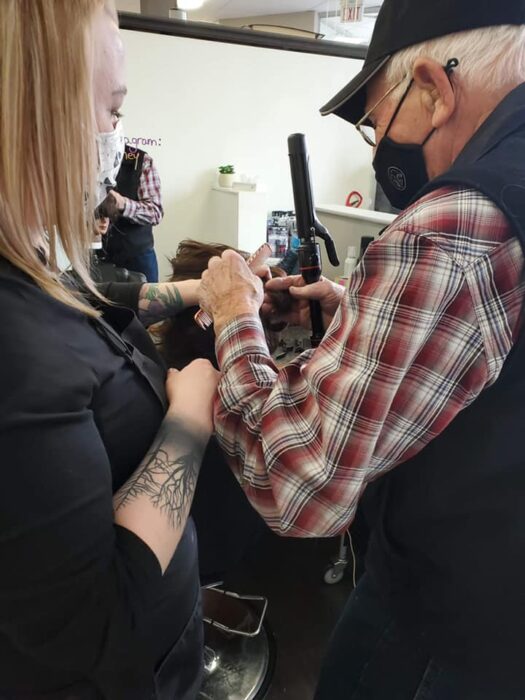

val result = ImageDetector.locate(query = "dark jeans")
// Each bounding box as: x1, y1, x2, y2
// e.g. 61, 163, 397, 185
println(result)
123, 249, 159, 283
315, 574, 523, 700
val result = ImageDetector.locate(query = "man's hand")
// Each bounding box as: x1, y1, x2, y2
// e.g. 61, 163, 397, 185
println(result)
109, 189, 126, 212
261, 274, 345, 330
199, 250, 264, 336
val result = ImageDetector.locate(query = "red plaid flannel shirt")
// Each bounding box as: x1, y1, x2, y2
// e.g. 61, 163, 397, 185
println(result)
213, 187, 525, 537
122, 153, 163, 225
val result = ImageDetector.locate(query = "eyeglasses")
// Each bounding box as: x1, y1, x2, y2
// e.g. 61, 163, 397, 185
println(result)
355, 76, 408, 148
355, 59, 458, 148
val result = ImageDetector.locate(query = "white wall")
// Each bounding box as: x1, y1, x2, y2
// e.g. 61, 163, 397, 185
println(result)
116, 0, 140, 12
121, 29, 372, 279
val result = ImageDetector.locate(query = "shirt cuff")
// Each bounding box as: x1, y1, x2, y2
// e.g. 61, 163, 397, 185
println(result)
122, 198, 137, 220
215, 314, 272, 371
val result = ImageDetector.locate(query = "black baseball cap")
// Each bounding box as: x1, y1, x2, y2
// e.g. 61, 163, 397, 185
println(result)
320, 0, 525, 124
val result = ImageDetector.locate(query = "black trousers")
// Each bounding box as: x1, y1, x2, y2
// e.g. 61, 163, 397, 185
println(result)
315, 574, 523, 700
1, 597, 203, 700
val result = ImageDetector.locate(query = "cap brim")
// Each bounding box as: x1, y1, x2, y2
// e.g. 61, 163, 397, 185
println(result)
320, 55, 390, 124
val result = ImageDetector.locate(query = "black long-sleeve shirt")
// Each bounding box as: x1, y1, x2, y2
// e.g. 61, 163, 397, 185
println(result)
0, 260, 199, 698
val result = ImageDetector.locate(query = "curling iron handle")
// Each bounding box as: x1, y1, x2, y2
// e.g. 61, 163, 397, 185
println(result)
309, 301, 324, 348
299, 242, 324, 347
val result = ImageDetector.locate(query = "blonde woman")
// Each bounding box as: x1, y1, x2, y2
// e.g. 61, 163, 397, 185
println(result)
0, 2, 218, 698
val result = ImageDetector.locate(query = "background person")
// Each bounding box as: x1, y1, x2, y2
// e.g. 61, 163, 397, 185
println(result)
105, 144, 163, 282
193, 1, 525, 697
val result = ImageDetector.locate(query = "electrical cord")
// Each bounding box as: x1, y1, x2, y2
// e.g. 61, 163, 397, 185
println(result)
346, 528, 357, 589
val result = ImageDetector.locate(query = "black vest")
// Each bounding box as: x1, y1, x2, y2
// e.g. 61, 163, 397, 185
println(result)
106, 146, 154, 262
362, 84, 525, 679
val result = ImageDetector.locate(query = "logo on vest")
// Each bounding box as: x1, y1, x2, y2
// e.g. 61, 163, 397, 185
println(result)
388, 166, 407, 191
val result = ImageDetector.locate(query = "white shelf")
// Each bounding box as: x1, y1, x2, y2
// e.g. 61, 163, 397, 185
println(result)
315, 205, 395, 280
316, 205, 396, 226
212, 186, 265, 195
208, 187, 268, 252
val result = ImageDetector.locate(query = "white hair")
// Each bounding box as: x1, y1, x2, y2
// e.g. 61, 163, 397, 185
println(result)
385, 25, 525, 98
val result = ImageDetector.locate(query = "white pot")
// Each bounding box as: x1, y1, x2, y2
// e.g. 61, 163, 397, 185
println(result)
218, 173, 235, 188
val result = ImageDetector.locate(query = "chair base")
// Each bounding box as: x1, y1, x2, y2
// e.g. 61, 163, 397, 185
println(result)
199, 599, 275, 700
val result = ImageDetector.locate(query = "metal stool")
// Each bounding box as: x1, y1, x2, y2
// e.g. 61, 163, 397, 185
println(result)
199, 584, 275, 700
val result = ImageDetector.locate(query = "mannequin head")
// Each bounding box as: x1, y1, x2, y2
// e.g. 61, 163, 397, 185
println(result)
158, 240, 285, 369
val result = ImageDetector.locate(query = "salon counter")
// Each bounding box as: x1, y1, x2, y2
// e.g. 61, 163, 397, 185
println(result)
315, 205, 396, 280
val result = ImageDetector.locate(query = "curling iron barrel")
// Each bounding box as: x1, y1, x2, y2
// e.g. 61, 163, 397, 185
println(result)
287, 133, 339, 347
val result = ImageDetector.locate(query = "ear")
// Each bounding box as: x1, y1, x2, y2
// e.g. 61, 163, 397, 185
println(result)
412, 57, 456, 129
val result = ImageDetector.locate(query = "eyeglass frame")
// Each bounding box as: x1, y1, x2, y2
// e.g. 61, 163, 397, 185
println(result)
355, 75, 408, 147
355, 58, 459, 148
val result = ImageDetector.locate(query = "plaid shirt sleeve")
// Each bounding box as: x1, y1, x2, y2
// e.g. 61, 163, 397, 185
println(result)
122, 153, 164, 225
213, 187, 525, 537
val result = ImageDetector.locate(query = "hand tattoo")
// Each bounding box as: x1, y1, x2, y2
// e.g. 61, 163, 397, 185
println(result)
114, 419, 205, 529
138, 283, 184, 327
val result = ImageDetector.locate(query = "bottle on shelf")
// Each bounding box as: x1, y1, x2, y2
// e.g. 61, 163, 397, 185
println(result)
344, 245, 358, 277
339, 245, 358, 288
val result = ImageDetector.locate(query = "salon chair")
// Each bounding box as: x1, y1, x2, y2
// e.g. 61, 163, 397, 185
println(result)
194, 442, 276, 700
199, 583, 275, 700
90, 250, 147, 284
324, 507, 369, 587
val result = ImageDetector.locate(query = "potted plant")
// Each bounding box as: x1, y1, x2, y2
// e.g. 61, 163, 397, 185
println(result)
218, 164, 235, 188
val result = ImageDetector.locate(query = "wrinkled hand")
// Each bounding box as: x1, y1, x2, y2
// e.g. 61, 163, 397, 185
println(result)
108, 189, 126, 212
261, 274, 344, 330
166, 359, 220, 437
199, 250, 265, 335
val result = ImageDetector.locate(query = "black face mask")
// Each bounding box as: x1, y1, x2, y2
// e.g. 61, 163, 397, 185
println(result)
372, 59, 458, 210
372, 80, 434, 210
373, 134, 434, 209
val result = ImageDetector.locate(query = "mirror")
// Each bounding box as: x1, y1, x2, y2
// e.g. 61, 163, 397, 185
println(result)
117, 24, 377, 280
112, 1, 387, 283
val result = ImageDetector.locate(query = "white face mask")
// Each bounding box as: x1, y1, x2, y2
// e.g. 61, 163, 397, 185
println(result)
95, 119, 125, 206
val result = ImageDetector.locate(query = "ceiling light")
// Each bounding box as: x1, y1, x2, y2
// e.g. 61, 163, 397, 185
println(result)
175, 0, 204, 9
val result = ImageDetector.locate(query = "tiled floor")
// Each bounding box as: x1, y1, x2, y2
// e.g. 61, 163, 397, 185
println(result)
223, 532, 355, 700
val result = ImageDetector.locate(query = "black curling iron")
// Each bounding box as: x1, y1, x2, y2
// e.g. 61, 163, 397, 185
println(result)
287, 133, 339, 348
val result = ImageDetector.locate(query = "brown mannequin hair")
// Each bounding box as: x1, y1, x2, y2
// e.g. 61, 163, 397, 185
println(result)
158, 240, 284, 370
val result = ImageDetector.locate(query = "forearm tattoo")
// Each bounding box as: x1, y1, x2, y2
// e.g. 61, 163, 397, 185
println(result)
114, 419, 205, 529
138, 283, 185, 326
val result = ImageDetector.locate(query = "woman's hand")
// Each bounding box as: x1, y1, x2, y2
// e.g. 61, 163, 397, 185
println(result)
166, 359, 220, 437
199, 250, 264, 336
261, 275, 345, 330
115, 358, 219, 573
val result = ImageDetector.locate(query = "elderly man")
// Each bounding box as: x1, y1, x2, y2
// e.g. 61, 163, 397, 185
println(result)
195, 1, 525, 697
